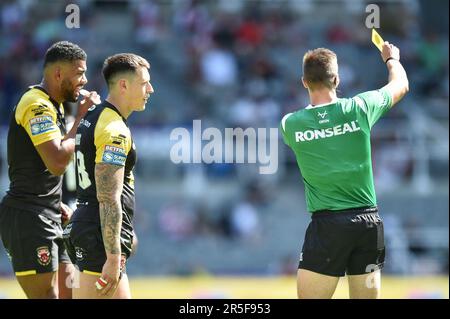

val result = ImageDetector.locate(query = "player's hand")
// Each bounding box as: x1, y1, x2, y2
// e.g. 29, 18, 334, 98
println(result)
60, 202, 73, 226
381, 41, 400, 63
97, 256, 121, 297
77, 90, 101, 118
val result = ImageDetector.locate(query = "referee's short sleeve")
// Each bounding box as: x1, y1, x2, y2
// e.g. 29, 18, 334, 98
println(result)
353, 89, 393, 129
280, 113, 293, 147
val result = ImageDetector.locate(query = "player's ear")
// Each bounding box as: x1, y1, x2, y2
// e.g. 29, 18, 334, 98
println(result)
334, 75, 340, 89
118, 78, 128, 93
54, 65, 62, 82
301, 77, 309, 89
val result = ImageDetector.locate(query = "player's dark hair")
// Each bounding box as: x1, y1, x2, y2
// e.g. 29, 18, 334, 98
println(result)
303, 48, 338, 90
102, 53, 150, 88
44, 41, 86, 67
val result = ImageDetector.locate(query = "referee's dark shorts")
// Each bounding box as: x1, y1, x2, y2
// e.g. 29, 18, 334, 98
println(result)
298, 206, 385, 277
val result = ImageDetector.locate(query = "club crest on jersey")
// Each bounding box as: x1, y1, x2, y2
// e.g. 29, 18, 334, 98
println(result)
102, 145, 126, 166
30, 116, 56, 135
36, 246, 51, 266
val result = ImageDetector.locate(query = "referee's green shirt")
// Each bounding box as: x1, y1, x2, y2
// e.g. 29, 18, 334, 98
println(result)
280, 89, 393, 213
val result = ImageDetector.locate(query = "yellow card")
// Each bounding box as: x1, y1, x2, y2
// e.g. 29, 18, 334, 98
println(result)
371, 28, 384, 52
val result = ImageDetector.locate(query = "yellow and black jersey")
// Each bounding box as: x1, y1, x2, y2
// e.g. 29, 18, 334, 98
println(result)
72, 101, 136, 235
1, 86, 66, 222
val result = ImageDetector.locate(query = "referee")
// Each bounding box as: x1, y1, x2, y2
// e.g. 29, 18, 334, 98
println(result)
280, 42, 408, 298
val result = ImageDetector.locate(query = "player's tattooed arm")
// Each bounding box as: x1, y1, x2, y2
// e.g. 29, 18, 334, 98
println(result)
95, 163, 124, 255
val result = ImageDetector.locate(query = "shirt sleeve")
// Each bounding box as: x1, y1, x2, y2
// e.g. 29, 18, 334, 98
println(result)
280, 113, 293, 147
353, 88, 393, 129
16, 102, 62, 146
94, 118, 132, 166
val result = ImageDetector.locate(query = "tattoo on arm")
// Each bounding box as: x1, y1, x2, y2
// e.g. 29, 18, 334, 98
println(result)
95, 163, 124, 255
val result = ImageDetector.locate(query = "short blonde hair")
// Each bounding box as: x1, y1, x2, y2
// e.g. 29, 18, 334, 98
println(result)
302, 48, 338, 90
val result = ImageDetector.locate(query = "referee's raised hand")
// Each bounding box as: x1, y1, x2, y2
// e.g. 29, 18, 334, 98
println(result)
381, 41, 400, 63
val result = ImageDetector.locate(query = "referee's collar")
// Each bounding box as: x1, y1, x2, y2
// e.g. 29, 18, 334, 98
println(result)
306, 99, 338, 109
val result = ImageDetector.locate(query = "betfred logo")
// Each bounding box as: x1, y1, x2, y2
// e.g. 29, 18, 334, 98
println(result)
105, 145, 125, 154
30, 116, 55, 135
36, 246, 51, 266
30, 116, 52, 124
102, 145, 127, 166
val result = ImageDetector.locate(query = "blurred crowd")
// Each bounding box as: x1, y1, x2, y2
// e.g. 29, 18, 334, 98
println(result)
1, 0, 448, 123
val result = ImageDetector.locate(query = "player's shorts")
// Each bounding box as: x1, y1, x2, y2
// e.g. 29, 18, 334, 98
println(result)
298, 206, 385, 277
0, 203, 71, 276
63, 206, 133, 276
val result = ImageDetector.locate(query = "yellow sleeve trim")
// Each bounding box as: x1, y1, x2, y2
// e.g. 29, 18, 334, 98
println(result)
15, 270, 37, 276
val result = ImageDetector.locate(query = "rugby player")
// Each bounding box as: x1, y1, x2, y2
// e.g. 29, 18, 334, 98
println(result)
0, 41, 99, 298
63, 53, 153, 298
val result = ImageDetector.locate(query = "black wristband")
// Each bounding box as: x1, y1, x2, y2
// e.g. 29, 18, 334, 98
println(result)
384, 57, 397, 64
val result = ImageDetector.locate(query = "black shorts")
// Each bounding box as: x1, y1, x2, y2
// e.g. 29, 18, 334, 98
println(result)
0, 203, 71, 276
298, 207, 385, 277
63, 209, 133, 275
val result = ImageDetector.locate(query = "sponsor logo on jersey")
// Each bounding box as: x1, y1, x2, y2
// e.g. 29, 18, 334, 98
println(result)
111, 134, 127, 146
295, 120, 361, 142
317, 110, 329, 124
80, 118, 91, 128
29, 116, 56, 135
31, 105, 47, 114
102, 145, 126, 166
317, 111, 327, 119
36, 246, 51, 266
